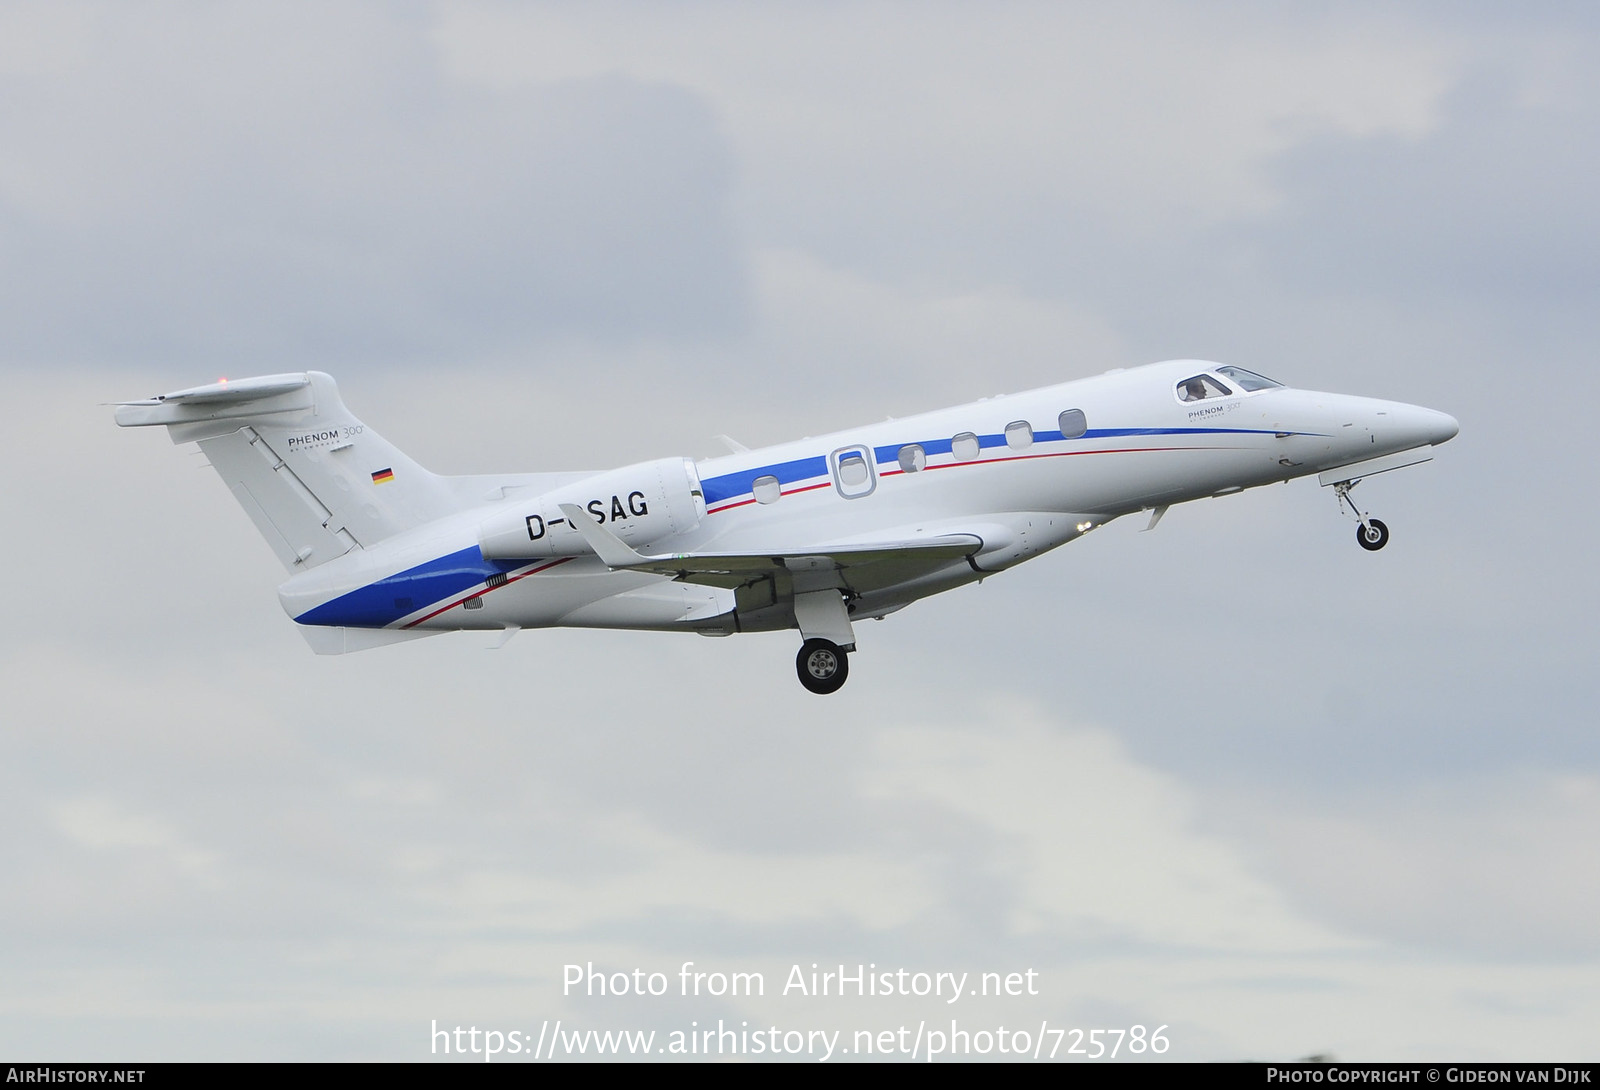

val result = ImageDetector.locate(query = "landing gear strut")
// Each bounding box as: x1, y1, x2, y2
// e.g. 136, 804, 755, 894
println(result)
797, 638, 849, 694
1333, 480, 1389, 551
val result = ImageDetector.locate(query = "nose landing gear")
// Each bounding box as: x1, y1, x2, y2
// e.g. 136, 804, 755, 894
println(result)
1356, 518, 1390, 551
1333, 480, 1390, 551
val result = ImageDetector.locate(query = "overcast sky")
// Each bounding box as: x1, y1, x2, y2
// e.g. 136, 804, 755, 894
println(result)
2, 1, 1596, 1062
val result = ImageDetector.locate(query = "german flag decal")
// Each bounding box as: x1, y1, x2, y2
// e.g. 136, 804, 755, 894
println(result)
371, 468, 395, 485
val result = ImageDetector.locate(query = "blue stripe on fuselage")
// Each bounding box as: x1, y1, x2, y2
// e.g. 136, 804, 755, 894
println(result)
704, 425, 1312, 506
701, 454, 829, 506
295, 546, 521, 628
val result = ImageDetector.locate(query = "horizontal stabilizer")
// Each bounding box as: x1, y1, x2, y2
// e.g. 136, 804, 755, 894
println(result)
114, 374, 315, 428
116, 373, 311, 407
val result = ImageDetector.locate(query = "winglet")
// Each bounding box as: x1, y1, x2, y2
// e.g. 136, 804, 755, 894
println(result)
557, 503, 653, 568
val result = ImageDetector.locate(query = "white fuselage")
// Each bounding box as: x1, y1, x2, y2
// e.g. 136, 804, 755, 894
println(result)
276, 360, 1458, 638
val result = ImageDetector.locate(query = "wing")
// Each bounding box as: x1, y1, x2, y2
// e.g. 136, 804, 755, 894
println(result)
556, 504, 980, 594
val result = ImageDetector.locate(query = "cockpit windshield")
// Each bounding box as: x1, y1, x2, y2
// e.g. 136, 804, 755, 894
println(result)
1215, 365, 1285, 392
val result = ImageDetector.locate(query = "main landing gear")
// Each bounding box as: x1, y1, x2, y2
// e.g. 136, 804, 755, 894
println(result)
797, 638, 849, 695
1333, 479, 1390, 551
791, 584, 856, 694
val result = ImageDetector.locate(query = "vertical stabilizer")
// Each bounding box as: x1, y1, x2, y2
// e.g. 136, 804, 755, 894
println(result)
116, 372, 457, 571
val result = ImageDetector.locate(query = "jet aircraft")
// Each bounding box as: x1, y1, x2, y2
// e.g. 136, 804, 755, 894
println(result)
116, 361, 1457, 693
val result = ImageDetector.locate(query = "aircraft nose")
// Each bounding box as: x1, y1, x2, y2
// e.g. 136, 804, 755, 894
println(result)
1346, 401, 1460, 462
1418, 407, 1459, 446
1380, 402, 1458, 449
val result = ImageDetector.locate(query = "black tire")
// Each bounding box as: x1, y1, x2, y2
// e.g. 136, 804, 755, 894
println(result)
1356, 518, 1390, 551
796, 639, 849, 694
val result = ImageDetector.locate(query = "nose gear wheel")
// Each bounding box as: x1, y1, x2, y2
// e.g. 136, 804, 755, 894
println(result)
1333, 480, 1390, 552
1356, 518, 1389, 551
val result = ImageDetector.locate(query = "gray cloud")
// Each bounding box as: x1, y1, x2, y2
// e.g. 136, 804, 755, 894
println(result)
1247, 66, 1600, 320
0, 8, 747, 371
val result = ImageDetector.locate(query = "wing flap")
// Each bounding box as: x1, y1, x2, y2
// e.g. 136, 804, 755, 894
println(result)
556, 503, 980, 592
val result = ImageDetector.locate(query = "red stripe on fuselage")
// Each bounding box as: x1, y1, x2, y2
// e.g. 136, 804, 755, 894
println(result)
401, 556, 575, 629
706, 479, 832, 514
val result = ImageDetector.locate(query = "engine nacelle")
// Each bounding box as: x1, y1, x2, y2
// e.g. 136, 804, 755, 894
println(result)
480, 457, 706, 559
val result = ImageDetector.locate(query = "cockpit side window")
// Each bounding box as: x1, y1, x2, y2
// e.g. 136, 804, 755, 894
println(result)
1177, 374, 1232, 402
1216, 365, 1285, 392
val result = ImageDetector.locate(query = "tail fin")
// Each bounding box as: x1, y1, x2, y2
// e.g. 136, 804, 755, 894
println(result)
117, 372, 459, 571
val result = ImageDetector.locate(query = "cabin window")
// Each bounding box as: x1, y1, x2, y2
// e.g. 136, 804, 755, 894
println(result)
1005, 421, 1033, 450
897, 443, 926, 473
1058, 408, 1087, 439
830, 444, 877, 499
952, 432, 980, 461
752, 475, 781, 504
1177, 374, 1231, 402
